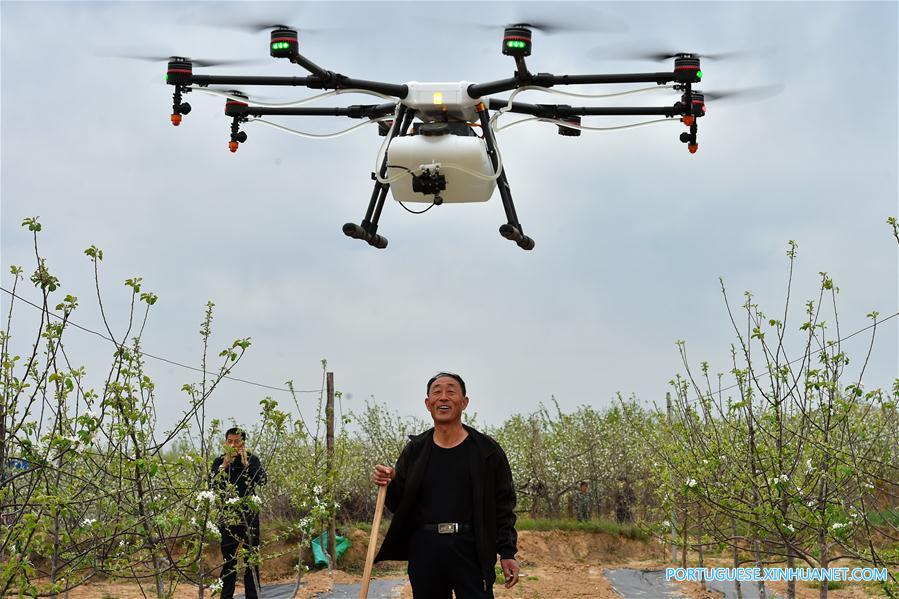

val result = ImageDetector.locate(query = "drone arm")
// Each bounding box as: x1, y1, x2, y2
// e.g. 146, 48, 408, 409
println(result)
300, 74, 408, 98
226, 103, 397, 119
467, 78, 519, 98
468, 71, 681, 99
179, 74, 407, 98
186, 75, 321, 87
545, 72, 679, 86
487, 98, 684, 118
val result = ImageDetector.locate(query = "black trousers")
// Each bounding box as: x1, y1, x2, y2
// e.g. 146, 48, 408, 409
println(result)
407, 529, 494, 599
220, 524, 261, 599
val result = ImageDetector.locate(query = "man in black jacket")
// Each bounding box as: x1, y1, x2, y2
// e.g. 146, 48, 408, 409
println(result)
210, 427, 267, 599
373, 372, 519, 598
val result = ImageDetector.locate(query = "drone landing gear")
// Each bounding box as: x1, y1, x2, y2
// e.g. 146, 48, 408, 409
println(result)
476, 104, 534, 251
342, 180, 389, 249
342, 104, 412, 250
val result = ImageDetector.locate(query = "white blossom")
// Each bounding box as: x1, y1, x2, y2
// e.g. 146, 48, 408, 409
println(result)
81, 518, 96, 527
249, 495, 262, 507
831, 522, 846, 530
209, 578, 223, 594
785, 523, 795, 533
196, 490, 216, 504
806, 459, 814, 471
226, 496, 240, 505
686, 479, 697, 488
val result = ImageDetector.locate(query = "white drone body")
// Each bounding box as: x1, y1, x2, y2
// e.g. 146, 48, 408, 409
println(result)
387, 82, 496, 204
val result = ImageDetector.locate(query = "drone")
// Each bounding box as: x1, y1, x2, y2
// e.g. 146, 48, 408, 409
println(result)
162, 23, 715, 251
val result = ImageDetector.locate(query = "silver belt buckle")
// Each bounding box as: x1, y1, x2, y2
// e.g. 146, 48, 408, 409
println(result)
437, 522, 458, 534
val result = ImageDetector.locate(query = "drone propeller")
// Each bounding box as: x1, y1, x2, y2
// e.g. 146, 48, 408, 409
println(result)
213, 21, 325, 34
700, 84, 784, 103
473, 5, 627, 35
631, 50, 752, 62
105, 53, 265, 68
588, 43, 770, 63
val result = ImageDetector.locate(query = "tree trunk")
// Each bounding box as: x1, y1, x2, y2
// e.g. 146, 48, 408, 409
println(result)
754, 537, 767, 599
733, 519, 743, 599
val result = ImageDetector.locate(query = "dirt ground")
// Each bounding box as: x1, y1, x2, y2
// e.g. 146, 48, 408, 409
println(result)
46, 530, 884, 598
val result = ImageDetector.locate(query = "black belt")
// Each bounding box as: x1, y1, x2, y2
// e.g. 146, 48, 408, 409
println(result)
421, 522, 472, 534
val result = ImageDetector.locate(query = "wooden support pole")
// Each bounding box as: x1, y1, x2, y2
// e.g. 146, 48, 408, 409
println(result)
326, 371, 337, 569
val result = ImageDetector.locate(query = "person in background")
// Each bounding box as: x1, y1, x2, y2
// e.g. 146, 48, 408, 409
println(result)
210, 427, 267, 599
575, 480, 591, 522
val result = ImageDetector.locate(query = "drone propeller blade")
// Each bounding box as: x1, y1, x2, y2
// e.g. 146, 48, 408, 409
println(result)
471, 6, 627, 35
588, 43, 768, 63
187, 13, 344, 35
102, 52, 265, 68
204, 87, 280, 103
702, 83, 784, 103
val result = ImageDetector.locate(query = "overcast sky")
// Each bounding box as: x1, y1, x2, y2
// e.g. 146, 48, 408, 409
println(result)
2, 1, 896, 436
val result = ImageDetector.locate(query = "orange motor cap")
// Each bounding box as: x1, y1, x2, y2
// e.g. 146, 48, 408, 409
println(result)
688, 143, 699, 154
171, 113, 182, 126
228, 141, 239, 153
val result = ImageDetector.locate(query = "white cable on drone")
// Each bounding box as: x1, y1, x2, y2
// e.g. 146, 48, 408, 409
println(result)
189, 87, 394, 107
246, 116, 393, 140
373, 105, 412, 184
494, 116, 677, 133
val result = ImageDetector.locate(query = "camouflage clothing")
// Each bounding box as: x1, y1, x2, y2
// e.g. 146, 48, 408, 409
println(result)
575, 490, 591, 522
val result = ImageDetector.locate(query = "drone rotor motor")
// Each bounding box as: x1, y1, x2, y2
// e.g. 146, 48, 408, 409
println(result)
502, 25, 533, 57
270, 26, 299, 58
557, 115, 581, 137
673, 54, 702, 84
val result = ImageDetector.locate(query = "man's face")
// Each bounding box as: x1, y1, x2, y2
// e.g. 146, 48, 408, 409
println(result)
225, 433, 244, 451
425, 376, 469, 424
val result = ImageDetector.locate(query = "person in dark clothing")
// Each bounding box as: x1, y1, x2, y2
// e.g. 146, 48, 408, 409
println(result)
575, 480, 591, 522
209, 427, 267, 599
373, 372, 519, 598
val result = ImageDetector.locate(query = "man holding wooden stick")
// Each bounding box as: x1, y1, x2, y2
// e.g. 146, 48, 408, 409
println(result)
371, 372, 519, 597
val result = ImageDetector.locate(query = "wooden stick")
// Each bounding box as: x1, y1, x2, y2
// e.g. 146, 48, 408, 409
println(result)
359, 484, 387, 599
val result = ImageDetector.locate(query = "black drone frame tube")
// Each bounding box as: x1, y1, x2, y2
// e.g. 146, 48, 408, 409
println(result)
467, 72, 677, 98
371, 107, 416, 225
487, 99, 682, 118
363, 103, 409, 225
338, 77, 408, 99
188, 75, 316, 86
547, 72, 677, 86
467, 78, 517, 98
232, 103, 397, 119
185, 74, 407, 98
290, 52, 331, 80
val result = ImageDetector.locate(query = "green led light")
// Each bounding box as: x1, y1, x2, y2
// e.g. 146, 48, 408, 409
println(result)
697, 70, 703, 79
164, 74, 168, 83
